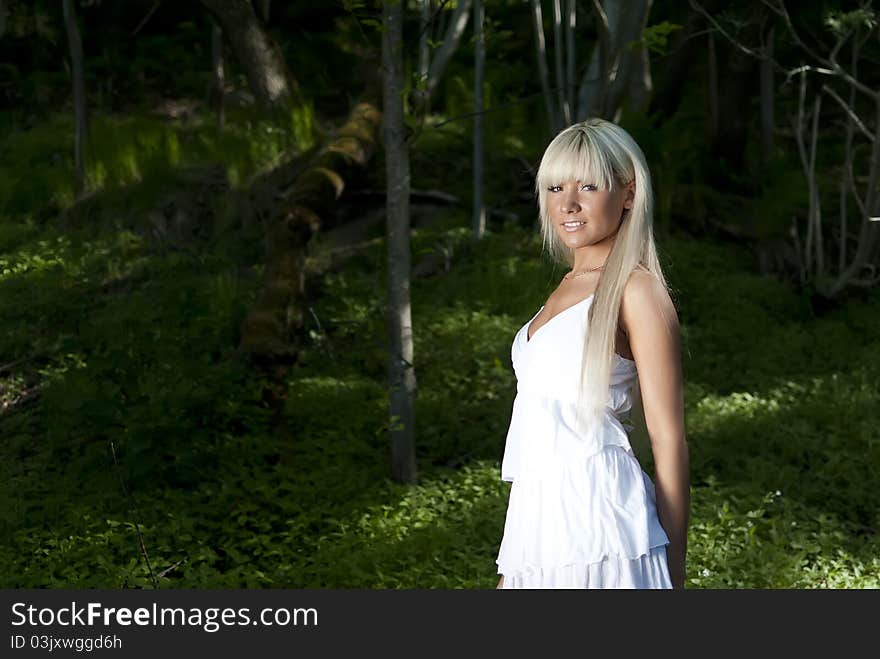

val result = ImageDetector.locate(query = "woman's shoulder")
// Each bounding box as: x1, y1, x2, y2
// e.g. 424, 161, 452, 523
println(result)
626, 264, 664, 294
620, 266, 677, 327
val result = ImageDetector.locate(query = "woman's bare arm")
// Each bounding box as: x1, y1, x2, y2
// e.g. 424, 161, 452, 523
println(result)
620, 270, 690, 589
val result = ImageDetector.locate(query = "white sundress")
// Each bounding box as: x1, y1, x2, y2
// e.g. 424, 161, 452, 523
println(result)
496, 293, 672, 589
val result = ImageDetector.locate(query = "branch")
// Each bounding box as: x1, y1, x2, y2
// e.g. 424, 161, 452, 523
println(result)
848, 156, 867, 218
761, 0, 827, 64
821, 84, 875, 141
132, 0, 161, 36
405, 0, 453, 51
696, 0, 879, 100
689, 0, 781, 70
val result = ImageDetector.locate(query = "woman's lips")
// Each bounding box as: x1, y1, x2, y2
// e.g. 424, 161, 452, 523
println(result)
562, 221, 586, 232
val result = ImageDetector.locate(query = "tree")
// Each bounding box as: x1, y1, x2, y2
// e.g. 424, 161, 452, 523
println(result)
576, 0, 653, 122
412, 0, 473, 115
62, 0, 88, 194
530, 0, 560, 135
382, 0, 418, 484
210, 19, 225, 128
691, 0, 880, 298
200, 0, 298, 112
473, 0, 485, 240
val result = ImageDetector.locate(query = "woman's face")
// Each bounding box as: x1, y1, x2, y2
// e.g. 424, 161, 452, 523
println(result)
546, 178, 634, 250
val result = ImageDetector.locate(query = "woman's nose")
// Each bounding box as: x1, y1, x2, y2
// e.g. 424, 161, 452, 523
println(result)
561, 190, 580, 212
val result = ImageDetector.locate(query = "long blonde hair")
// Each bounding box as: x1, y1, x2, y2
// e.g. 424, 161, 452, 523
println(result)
534, 118, 669, 439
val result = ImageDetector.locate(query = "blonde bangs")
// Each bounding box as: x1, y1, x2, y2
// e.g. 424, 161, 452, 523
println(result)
535, 129, 618, 196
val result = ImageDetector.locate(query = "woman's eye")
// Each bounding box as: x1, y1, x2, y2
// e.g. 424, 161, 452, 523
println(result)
547, 184, 596, 192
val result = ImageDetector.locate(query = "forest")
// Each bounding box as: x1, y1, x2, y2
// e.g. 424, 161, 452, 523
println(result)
0, 0, 877, 588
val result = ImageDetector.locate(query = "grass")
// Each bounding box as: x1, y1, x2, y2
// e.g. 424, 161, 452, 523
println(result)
0, 102, 316, 221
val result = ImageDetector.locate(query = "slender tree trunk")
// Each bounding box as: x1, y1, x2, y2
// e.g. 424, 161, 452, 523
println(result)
832, 98, 880, 294
565, 0, 576, 121
62, 0, 88, 194
846, 100, 880, 268
418, 0, 431, 87
577, 0, 651, 121
211, 21, 226, 128
647, 0, 726, 124
707, 30, 718, 141
473, 0, 486, 240
711, 36, 756, 175
422, 0, 472, 107
809, 95, 823, 279
606, 0, 653, 120
577, 0, 609, 121
839, 36, 858, 276
625, 21, 653, 115
552, 0, 569, 126
382, 0, 417, 484
200, 0, 296, 112
530, 0, 558, 136
759, 25, 775, 165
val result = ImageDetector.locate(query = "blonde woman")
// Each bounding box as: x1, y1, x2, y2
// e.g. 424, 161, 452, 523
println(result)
495, 119, 690, 589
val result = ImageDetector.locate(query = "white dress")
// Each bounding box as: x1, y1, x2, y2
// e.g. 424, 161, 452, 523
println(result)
496, 293, 672, 589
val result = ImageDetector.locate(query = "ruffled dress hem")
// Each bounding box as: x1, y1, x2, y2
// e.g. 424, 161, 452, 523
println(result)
498, 543, 672, 589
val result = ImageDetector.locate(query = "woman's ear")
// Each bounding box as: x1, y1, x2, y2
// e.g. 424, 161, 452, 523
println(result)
624, 180, 636, 209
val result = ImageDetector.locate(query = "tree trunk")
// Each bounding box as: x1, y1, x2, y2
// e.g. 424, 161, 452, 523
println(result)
200, 0, 296, 112
552, 0, 570, 126
382, 0, 418, 484
710, 37, 755, 177
577, 0, 651, 121
625, 19, 653, 115
421, 0, 472, 108
834, 98, 880, 294
707, 30, 718, 140
210, 21, 226, 128
604, 0, 653, 120
473, 0, 486, 241
647, 0, 726, 124
530, 0, 558, 136
759, 25, 775, 165
62, 0, 88, 194
418, 0, 431, 87
565, 0, 576, 121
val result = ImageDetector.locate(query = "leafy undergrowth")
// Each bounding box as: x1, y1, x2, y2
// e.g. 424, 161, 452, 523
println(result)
0, 202, 877, 588
0, 105, 315, 222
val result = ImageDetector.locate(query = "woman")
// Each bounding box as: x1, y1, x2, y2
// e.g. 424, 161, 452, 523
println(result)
495, 119, 690, 589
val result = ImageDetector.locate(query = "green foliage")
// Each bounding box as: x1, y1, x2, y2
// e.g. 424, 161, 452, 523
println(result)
0, 104, 314, 219
636, 21, 684, 56
824, 8, 877, 36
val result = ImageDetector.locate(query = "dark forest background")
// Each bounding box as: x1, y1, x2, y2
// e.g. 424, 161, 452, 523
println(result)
0, 0, 877, 588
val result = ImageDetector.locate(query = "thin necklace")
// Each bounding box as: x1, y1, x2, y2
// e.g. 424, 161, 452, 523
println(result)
563, 263, 605, 280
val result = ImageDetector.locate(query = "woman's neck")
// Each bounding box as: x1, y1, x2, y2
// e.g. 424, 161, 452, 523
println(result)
571, 236, 615, 272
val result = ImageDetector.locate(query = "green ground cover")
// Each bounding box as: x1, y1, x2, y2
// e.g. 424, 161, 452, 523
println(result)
0, 197, 877, 587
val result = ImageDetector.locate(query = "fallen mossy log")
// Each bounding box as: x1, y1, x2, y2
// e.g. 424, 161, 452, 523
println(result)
236, 100, 383, 377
